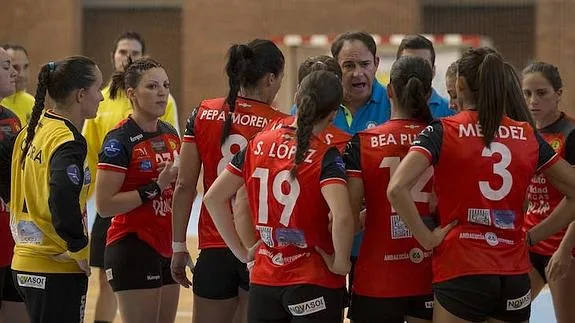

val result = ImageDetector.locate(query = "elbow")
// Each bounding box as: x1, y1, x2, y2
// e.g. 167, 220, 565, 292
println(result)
203, 191, 216, 216
95, 198, 114, 218
175, 180, 197, 200
387, 182, 402, 204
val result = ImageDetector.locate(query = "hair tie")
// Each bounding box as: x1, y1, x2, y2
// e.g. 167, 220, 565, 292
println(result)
48, 61, 56, 72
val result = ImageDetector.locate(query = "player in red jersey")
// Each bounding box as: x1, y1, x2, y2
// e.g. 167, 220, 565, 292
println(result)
170, 39, 286, 323
234, 55, 352, 251
521, 62, 575, 323
387, 47, 575, 323
204, 70, 354, 323
95, 58, 180, 323
0, 47, 28, 323
345, 55, 435, 323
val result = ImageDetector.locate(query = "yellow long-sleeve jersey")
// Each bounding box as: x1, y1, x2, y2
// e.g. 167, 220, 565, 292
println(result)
10, 110, 90, 273
82, 85, 179, 197
0, 90, 35, 125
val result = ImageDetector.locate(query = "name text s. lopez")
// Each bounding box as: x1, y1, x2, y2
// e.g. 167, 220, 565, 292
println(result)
253, 141, 316, 163
459, 123, 526, 141
198, 109, 270, 128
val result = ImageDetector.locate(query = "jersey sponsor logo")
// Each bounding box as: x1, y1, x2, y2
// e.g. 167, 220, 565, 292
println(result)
467, 208, 491, 226
256, 225, 274, 247
151, 139, 167, 153
139, 160, 153, 171
458, 123, 527, 141
16, 274, 46, 289
366, 121, 377, 129
288, 296, 326, 316
409, 247, 425, 264
83, 166, 91, 185
550, 138, 562, 151
130, 133, 143, 142
153, 197, 171, 216
391, 215, 412, 239
506, 290, 531, 311
334, 155, 345, 171
66, 164, 81, 185
147, 275, 161, 281
485, 232, 499, 246
384, 249, 431, 263
275, 228, 307, 248
259, 249, 308, 266
134, 147, 149, 159
492, 210, 515, 230
15, 220, 43, 244
527, 200, 551, 216
105, 269, 113, 281
103, 139, 122, 158
458, 232, 514, 246
238, 102, 252, 108
168, 139, 178, 150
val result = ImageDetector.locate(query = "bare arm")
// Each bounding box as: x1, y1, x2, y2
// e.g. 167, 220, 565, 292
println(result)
233, 185, 257, 248
321, 183, 354, 274
171, 142, 202, 243
347, 177, 364, 233
204, 169, 248, 261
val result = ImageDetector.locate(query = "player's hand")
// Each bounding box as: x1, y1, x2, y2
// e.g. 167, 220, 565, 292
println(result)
157, 161, 178, 190
52, 252, 91, 277
546, 246, 573, 282
315, 246, 351, 276
244, 240, 262, 263
171, 252, 194, 288
424, 220, 458, 250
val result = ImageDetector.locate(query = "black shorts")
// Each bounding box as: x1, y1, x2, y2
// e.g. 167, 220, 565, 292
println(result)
104, 233, 176, 292
12, 270, 88, 323
193, 248, 249, 299
248, 284, 345, 323
434, 274, 531, 323
0, 266, 22, 304
529, 251, 550, 284
89, 214, 111, 268
350, 293, 433, 323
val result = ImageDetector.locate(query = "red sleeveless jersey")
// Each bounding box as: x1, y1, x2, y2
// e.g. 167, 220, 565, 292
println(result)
0, 106, 21, 266
98, 117, 180, 257
227, 126, 347, 288
345, 119, 433, 297
411, 110, 559, 282
184, 97, 287, 249
523, 113, 575, 256
264, 116, 352, 153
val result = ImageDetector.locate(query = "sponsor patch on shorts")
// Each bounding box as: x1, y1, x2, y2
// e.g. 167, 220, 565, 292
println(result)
288, 296, 326, 316
425, 301, 434, 309
16, 274, 46, 289
105, 268, 113, 281
506, 290, 531, 311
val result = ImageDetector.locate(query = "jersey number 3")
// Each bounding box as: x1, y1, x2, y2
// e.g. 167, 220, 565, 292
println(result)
479, 142, 513, 201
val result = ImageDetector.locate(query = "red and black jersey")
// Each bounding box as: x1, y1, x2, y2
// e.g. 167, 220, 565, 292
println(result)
344, 119, 433, 297
264, 116, 352, 153
411, 110, 559, 283
98, 117, 181, 257
524, 113, 575, 256
227, 126, 347, 288
0, 106, 22, 266
183, 97, 287, 249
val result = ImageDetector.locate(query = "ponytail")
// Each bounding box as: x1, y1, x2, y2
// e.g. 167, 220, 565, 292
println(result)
400, 77, 433, 123
477, 53, 506, 146
20, 63, 52, 165
292, 94, 317, 178
291, 70, 343, 178
222, 44, 253, 145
